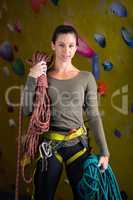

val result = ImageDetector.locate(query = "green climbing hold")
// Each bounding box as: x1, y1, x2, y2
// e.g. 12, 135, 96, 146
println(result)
12, 58, 25, 76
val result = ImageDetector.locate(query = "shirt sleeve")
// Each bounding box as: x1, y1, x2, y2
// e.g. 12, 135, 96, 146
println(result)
22, 76, 37, 116
84, 72, 109, 157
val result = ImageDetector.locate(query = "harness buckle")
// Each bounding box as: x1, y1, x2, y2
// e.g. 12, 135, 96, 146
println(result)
39, 141, 52, 158
39, 141, 52, 171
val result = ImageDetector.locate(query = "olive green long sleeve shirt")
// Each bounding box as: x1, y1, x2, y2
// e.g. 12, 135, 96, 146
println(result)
23, 71, 109, 156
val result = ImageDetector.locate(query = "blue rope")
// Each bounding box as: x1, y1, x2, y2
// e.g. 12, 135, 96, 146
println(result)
78, 154, 122, 200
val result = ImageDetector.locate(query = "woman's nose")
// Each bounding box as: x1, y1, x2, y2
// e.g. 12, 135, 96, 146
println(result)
64, 46, 70, 53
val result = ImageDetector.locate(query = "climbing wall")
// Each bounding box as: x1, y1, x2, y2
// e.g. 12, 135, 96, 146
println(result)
0, 0, 133, 199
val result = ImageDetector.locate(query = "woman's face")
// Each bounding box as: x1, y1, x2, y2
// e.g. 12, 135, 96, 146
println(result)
51, 33, 78, 62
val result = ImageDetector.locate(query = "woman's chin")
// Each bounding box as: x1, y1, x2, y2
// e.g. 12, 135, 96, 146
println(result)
61, 57, 71, 62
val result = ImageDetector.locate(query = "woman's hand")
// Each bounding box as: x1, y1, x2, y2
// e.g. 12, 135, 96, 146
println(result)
26, 51, 50, 78
98, 155, 109, 173
29, 61, 47, 78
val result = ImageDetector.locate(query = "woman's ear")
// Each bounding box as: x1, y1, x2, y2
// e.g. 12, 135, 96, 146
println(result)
51, 42, 55, 51
75, 45, 78, 51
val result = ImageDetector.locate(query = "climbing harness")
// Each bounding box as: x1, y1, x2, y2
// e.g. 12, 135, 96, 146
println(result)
38, 127, 88, 169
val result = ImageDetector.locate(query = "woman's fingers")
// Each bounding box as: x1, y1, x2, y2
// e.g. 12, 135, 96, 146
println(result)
39, 52, 46, 61
29, 61, 47, 78
27, 51, 49, 67
36, 51, 43, 62
32, 52, 37, 64
98, 156, 109, 172
26, 59, 33, 65
45, 55, 51, 62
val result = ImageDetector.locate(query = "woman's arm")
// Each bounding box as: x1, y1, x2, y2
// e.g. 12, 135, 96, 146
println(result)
84, 72, 109, 157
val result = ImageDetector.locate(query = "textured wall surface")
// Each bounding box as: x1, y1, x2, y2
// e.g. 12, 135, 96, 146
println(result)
0, 0, 133, 199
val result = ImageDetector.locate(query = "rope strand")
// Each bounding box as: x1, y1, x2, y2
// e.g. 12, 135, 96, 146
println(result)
15, 88, 24, 200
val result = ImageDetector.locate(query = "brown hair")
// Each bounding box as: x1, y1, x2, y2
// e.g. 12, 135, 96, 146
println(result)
51, 24, 79, 45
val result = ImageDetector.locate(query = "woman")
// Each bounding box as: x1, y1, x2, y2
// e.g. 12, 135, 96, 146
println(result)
23, 25, 109, 200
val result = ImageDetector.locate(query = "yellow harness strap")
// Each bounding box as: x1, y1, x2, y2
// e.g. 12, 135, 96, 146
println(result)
55, 152, 63, 163
44, 127, 84, 141
54, 147, 87, 165
66, 147, 87, 165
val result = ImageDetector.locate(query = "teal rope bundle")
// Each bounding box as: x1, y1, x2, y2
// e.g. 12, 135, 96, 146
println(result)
78, 154, 122, 200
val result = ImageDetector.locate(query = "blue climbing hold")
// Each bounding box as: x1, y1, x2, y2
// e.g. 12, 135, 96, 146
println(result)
121, 27, 133, 48
0, 41, 14, 62
109, 2, 127, 17
92, 54, 100, 80
94, 33, 106, 48
102, 60, 113, 71
114, 129, 122, 138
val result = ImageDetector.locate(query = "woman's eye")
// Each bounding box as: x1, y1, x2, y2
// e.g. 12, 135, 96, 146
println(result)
59, 44, 64, 47
69, 45, 74, 48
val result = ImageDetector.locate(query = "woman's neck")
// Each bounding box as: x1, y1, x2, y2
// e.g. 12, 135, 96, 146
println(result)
53, 60, 74, 73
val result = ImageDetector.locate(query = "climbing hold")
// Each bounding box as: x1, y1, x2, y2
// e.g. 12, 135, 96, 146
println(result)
94, 33, 106, 48
0, 41, 14, 62
7, 23, 15, 32
92, 54, 100, 80
77, 36, 95, 58
114, 129, 122, 138
31, 0, 48, 12
121, 27, 133, 48
2, 66, 10, 77
8, 118, 16, 128
131, 104, 133, 113
102, 60, 113, 71
12, 58, 25, 76
14, 19, 22, 33
109, 2, 127, 17
51, 0, 59, 6
97, 82, 107, 96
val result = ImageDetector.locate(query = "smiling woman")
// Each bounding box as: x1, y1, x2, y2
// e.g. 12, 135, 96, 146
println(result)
49, 25, 79, 80
51, 33, 77, 63
22, 25, 110, 200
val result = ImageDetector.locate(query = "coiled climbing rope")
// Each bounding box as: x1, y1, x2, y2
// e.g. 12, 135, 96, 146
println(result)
15, 51, 52, 200
78, 154, 122, 200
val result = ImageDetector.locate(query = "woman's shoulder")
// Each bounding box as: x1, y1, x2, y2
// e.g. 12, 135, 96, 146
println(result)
79, 71, 96, 87
80, 70, 93, 78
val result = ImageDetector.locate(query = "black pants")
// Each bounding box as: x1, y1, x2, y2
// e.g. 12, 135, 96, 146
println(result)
33, 142, 89, 200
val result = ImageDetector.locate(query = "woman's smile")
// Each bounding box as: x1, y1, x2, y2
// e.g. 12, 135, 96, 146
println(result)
61, 54, 71, 60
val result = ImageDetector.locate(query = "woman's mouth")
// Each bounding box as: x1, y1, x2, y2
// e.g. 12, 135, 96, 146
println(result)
62, 55, 71, 59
